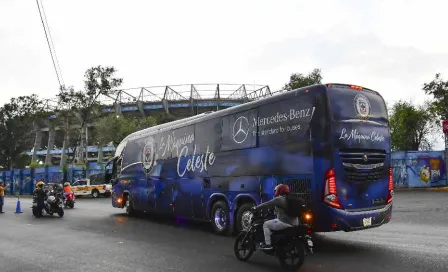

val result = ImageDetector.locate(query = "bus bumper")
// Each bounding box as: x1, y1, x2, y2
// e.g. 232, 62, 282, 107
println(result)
315, 203, 393, 232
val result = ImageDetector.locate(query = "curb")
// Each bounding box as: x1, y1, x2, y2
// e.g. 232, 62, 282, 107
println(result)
4, 195, 33, 198
429, 187, 448, 192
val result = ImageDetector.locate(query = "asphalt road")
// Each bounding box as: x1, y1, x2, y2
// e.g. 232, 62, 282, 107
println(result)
1, 191, 448, 272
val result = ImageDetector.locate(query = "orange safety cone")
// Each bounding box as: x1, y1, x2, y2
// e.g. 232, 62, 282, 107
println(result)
15, 196, 23, 214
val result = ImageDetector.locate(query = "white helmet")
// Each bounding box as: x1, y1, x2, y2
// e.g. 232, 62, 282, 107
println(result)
47, 195, 56, 203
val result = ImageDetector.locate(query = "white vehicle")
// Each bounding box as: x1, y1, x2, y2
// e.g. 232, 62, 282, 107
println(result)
71, 178, 112, 198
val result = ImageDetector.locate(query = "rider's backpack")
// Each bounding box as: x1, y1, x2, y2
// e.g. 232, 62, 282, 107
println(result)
285, 195, 306, 217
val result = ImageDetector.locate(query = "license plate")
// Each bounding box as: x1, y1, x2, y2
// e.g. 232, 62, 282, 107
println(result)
363, 217, 372, 227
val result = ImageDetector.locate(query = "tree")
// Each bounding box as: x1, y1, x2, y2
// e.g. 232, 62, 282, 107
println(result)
282, 68, 323, 91
94, 115, 157, 146
0, 95, 43, 169
423, 73, 448, 121
389, 100, 435, 151
57, 65, 123, 163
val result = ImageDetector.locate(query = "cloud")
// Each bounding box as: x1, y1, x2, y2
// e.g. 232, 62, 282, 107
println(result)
248, 28, 448, 81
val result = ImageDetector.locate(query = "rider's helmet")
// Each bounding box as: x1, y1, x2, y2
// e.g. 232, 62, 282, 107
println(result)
36, 181, 45, 188
274, 184, 290, 197
63, 182, 70, 187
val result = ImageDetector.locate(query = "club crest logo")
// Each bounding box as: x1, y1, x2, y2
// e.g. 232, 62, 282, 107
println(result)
353, 94, 371, 119
142, 137, 156, 174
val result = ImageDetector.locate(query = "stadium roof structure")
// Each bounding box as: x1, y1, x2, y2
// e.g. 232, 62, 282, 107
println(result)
40, 83, 274, 113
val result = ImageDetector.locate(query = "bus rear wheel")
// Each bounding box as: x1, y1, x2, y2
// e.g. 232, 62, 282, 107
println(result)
211, 201, 230, 235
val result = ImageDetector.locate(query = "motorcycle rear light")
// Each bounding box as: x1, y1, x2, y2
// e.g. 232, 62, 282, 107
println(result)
324, 168, 341, 209
303, 212, 312, 222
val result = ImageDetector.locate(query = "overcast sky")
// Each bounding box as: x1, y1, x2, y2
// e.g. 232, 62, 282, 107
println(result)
1, 0, 447, 148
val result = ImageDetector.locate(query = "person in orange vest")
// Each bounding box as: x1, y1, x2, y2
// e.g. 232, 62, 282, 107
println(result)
63, 182, 73, 199
0, 181, 10, 214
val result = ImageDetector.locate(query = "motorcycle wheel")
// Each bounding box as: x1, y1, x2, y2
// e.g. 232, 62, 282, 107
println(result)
33, 208, 42, 218
278, 242, 306, 271
69, 202, 74, 209
58, 208, 64, 218
234, 232, 254, 261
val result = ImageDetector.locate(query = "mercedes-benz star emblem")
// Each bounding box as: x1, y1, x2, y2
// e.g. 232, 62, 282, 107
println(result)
363, 154, 368, 162
233, 116, 249, 144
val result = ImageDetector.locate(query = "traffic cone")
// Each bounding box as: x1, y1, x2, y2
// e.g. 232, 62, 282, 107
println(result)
15, 196, 23, 214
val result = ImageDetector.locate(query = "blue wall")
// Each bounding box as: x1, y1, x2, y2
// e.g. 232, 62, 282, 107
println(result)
1, 152, 447, 195
391, 151, 447, 188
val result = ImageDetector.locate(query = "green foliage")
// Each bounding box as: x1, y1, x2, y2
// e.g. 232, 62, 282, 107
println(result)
282, 68, 323, 91
60, 163, 70, 173
389, 100, 435, 151
423, 73, 448, 121
94, 115, 157, 146
56, 65, 123, 163
28, 161, 41, 169
0, 95, 43, 169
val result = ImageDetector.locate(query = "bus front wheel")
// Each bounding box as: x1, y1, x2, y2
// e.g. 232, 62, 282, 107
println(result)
211, 201, 230, 235
235, 202, 255, 233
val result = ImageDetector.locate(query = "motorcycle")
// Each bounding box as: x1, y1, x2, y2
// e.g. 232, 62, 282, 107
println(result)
233, 207, 314, 271
64, 192, 75, 209
32, 189, 64, 218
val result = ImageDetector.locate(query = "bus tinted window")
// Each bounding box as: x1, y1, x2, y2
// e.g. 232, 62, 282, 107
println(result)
194, 118, 221, 153
328, 88, 388, 125
257, 96, 315, 146
221, 109, 257, 151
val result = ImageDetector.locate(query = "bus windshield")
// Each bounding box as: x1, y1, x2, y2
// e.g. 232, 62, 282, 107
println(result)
328, 87, 388, 126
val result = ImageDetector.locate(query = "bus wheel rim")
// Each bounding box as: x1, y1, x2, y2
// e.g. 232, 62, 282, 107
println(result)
214, 208, 227, 231
241, 211, 253, 230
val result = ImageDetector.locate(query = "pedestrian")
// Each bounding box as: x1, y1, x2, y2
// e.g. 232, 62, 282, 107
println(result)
0, 181, 10, 214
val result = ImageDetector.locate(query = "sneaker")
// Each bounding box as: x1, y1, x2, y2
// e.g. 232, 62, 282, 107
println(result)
0, 211, 4, 214
259, 244, 273, 250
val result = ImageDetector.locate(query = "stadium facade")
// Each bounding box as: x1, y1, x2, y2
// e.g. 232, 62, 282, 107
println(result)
28, 84, 272, 166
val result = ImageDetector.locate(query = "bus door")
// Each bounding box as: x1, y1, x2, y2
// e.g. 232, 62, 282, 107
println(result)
191, 177, 206, 219
173, 177, 194, 218
154, 178, 172, 214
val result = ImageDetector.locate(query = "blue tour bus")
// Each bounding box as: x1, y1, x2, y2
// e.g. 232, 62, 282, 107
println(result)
108, 83, 393, 235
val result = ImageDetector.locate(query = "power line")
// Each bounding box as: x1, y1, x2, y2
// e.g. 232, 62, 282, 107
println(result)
36, 0, 62, 88
40, 0, 64, 86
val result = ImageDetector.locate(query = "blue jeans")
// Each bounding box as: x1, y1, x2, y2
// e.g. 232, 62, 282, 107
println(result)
0, 196, 4, 212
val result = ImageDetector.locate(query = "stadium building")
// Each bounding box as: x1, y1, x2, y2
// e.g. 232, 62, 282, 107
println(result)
27, 84, 272, 166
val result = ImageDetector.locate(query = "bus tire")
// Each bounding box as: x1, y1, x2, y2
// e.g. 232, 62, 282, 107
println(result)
235, 202, 256, 233
211, 201, 230, 235
124, 194, 135, 216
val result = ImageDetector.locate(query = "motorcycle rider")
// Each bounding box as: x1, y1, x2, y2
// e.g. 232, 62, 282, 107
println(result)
251, 184, 299, 250
63, 182, 73, 199
33, 181, 47, 209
